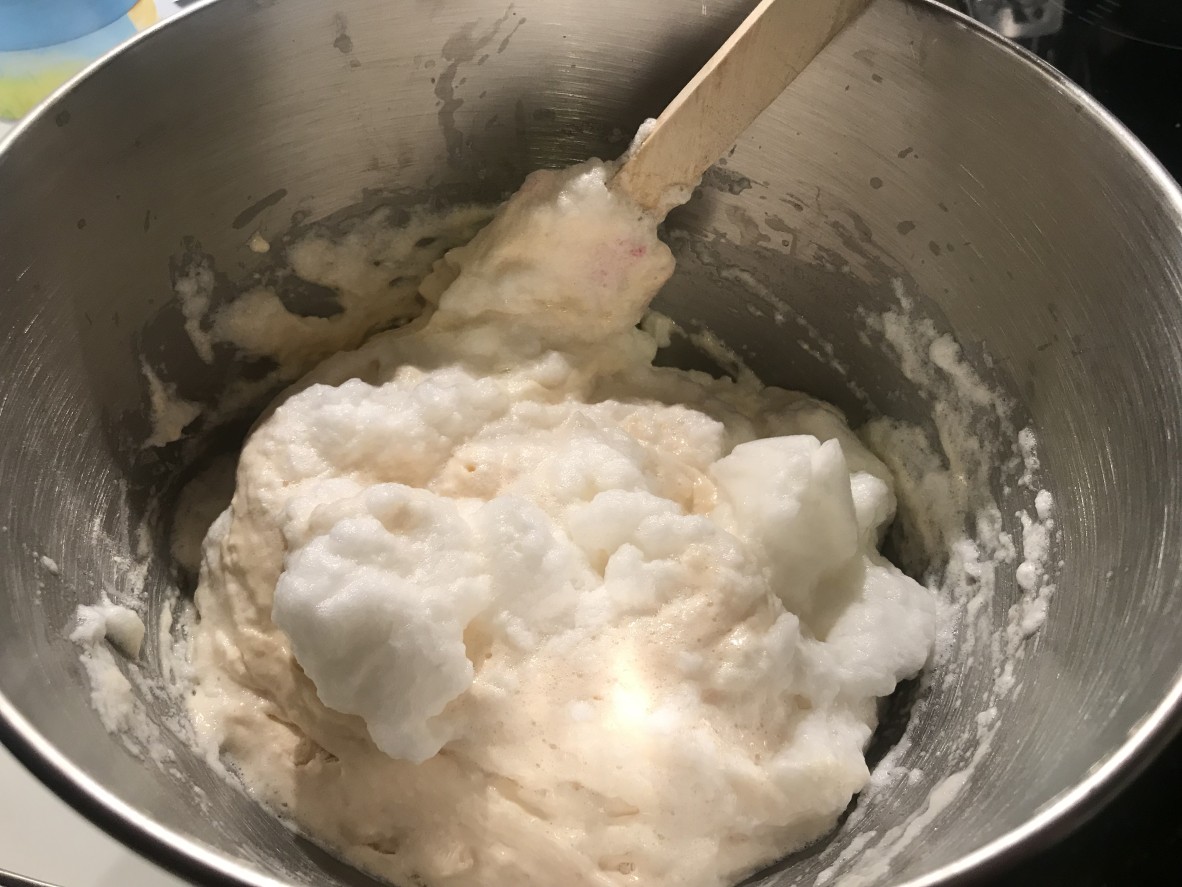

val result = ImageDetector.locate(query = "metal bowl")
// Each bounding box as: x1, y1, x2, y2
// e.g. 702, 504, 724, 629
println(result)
1, 1, 1181, 885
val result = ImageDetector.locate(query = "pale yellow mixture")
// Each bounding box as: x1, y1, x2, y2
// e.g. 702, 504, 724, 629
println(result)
187, 157, 935, 887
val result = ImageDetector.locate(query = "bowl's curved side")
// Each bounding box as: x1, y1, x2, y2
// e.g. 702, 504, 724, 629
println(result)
0, 1, 1180, 886
744, 2, 1182, 885
891, 4, 1182, 879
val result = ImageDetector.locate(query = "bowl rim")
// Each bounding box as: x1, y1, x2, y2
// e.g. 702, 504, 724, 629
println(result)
2, 0, 1181, 885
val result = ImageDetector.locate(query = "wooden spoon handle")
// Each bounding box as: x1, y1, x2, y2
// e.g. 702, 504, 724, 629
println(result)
612, 0, 872, 213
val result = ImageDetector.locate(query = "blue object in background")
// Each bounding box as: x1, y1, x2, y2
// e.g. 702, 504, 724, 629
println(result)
0, 0, 137, 51
0, 1, 177, 121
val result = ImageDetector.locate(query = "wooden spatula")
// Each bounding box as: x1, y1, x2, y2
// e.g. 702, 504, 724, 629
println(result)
612, 0, 872, 213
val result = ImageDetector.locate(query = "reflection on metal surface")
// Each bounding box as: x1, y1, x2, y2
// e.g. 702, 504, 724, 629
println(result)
1060, 0, 1182, 49
0, 868, 58, 887
959, 0, 1182, 179
965, 1, 1065, 39
964, 0, 1182, 50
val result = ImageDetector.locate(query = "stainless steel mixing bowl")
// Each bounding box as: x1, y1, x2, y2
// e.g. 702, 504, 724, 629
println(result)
1, 1, 1181, 885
